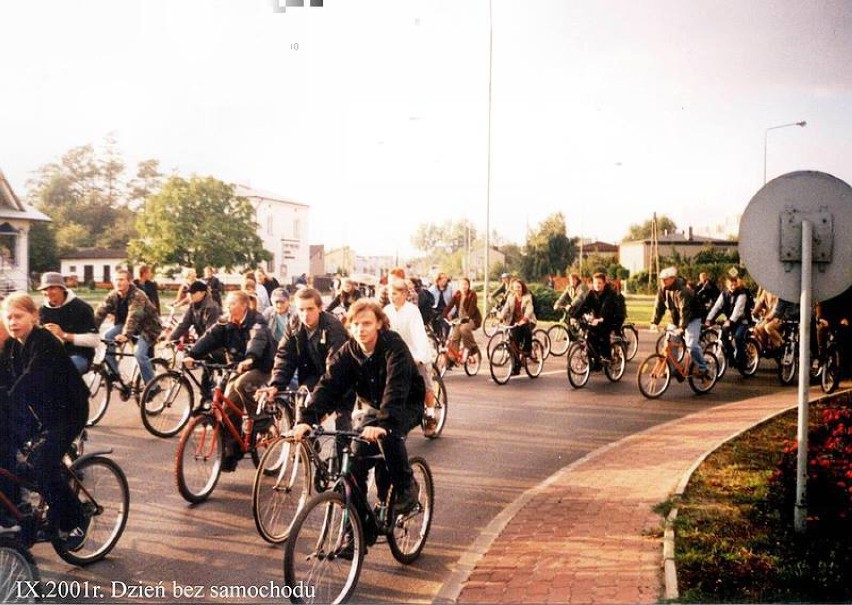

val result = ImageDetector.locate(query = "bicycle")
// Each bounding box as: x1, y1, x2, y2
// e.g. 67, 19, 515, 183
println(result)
702, 322, 760, 379
618, 322, 640, 361
283, 427, 434, 604
487, 322, 550, 360
776, 320, 800, 386
0, 528, 39, 604
139, 361, 227, 439
83, 338, 170, 427
488, 325, 545, 385
422, 364, 448, 439
818, 328, 843, 394
174, 362, 284, 504
565, 319, 627, 388
546, 309, 582, 357
637, 326, 719, 398
481, 298, 506, 337
438, 318, 482, 377
0, 438, 130, 568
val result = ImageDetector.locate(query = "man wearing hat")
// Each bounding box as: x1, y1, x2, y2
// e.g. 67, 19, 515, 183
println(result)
169, 281, 221, 344
263, 287, 295, 343
651, 266, 711, 379
38, 272, 100, 374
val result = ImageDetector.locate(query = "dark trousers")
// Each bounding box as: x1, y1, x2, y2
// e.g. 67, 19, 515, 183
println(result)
351, 434, 413, 507
588, 325, 612, 360
29, 422, 87, 532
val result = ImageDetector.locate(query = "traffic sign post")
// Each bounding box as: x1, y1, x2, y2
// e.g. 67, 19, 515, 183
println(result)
740, 171, 852, 533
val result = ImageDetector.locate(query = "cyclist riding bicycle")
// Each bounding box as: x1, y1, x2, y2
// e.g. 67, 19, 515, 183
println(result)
168, 280, 221, 344
183, 290, 276, 471
705, 273, 754, 369
0, 293, 90, 549
490, 273, 512, 309
553, 272, 589, 318
498, 277, 537, 375
37, 271, 100, 375
576, 272, 620, 366
291, 298, 425, 523
94, 268, 163, 387
443, 276, 483, 362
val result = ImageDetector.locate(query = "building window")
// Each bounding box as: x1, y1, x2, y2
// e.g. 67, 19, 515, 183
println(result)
69, 265, 77, 273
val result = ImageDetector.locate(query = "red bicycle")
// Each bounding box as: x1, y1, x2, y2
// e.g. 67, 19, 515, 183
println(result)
174, 362, 284, 504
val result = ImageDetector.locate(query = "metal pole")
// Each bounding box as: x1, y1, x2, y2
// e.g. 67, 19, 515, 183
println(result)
794, 219, 813, 533
483, 0, 492, 302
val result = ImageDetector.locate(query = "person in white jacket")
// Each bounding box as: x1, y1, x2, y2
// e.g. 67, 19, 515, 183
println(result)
384, 278, 439, 437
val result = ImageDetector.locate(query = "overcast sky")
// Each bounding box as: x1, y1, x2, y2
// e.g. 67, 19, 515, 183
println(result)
2, 0, 851, 257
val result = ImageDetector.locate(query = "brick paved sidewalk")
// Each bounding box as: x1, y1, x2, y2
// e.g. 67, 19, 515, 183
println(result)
440, 391, 801, 604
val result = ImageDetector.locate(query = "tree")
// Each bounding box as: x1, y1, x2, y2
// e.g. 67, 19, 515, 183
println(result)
624, 215, 678, 241
411, 219, 477, 255
128, 175, 272, 273
521, 212, 578, 282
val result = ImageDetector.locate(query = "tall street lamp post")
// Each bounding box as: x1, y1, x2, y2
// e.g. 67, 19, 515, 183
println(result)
764, 121, 807, 184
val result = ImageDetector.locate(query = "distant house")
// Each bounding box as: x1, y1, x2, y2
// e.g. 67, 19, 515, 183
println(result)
59, 248, 127, 287
619, 228, 737, 275
0, 169, 51, 292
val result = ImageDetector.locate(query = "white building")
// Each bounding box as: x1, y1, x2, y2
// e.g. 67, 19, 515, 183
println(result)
59, 248, 127, 286
0, 169, 50, 292
234, 184, 310, 285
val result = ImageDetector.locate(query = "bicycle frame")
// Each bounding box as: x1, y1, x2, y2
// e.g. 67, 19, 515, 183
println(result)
656, 331, 692, 379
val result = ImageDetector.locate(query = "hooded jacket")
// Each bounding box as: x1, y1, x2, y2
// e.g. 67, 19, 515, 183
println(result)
39, 288, 100, 364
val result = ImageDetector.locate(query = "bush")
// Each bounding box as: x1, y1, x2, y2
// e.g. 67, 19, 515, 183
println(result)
529, 284, 559, 322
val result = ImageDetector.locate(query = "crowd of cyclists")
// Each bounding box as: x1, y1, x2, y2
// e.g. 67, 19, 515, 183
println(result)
1, 259, 850, 602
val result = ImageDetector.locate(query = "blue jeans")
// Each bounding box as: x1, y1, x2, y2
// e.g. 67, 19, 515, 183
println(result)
69, 355, 91, 375
684, 318, 708, 373
104, 324, 156, 385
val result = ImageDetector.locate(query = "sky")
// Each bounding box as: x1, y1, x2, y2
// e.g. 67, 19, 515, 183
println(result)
2, 0, 851, 258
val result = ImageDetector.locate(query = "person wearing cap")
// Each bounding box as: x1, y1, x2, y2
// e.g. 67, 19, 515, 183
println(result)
169, 281, 221, 344
263, 287, 296, 343
651, 267, 711, 379
37, 272, 100, 375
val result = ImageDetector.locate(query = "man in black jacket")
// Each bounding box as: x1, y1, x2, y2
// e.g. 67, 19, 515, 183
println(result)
37, 272, 100, 374
291, 299, 425, 524
578, 272, 620, 363
169, 281, 221, 343
183, 290, 276, 470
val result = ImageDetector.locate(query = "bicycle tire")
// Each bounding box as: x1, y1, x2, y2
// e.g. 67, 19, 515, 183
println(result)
525, 340, 545, 378
489, 342, 514, 385
84, 367, 111, 427
533, 328, 551, 360
388, 456, 434, 564
423, 371, 448, 439
688, 351, 719, 394
656, 333, 686, 362
604, 341, 627, 382
637, 353, 671, 399
778, 348, 798, 386
547, 323, 571, 357
738, 337, 761, 377
54, 456, 130, 566
175, 414, 223, 504
0, 538, 40, 603
463, 350, 481, 376
821, 347, 841, 394
252, 436, 312, 544
482, 312, 499, 337
486, 330, 505, 359
131, 358, 170, 406
566, 343, 590, 388
250, 419, 282, 468
621, 324, 639, 361
140, 371, 194, 438
284, 490, 364, 605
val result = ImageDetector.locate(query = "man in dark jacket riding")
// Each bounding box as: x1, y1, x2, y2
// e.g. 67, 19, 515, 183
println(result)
168, 280, 221, 343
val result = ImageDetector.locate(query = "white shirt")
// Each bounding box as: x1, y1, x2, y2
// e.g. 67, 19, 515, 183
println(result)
383, 301, 434, 365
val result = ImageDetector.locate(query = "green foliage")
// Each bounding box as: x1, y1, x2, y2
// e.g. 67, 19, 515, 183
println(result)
623, 214, 677, 241
528, 283, 560, 322
129, 175, 272, 273
27, 221, 57, 273
521, 212, 578, 282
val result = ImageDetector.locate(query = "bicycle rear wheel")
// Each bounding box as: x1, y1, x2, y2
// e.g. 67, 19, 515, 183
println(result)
0, 538, 39, 603
547, 323, 571, 357
141, 372, 194, 438
637, 354, 671, 399
604, 341, 627, 382
778, 347, 798, 385
84, 367, 110, 427
738, 337, 761, 377
821, 347, 841, 394
55, 456, 130, 566
489, 342, 514, 385
388, 457, 434, 564
621, 324, 639, 361
566, 343, 590, 388
175, 414, 222, 504
525, 340, 545, 378
688, 352, 719, 394
284, 491, 364, 605
252, 437, 312, 544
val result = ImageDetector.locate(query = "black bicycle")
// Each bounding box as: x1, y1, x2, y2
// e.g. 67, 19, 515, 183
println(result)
283, 427, 434, 604
566, 319, 627, 388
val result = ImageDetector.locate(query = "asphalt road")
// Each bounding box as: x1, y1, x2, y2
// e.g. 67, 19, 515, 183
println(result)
31, 333, 787, 604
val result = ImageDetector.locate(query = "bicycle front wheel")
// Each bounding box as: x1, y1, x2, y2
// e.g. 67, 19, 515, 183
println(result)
175, 414, 222, 504
621, 324, 639, 361
55, 456, 130, 566
637, 354, 671, 399
388, 456, 434, 564
141, 372, 194, 438
604, 341, 627, 382
489, 342, 514, 385
84, 367, 110, 427
482, 312, 499, 337
423, 371, 448, 439
463, 350, 481, 376
524, 340, 545, 378
738, 337, 761, 377
284, 491, 364, 605
547, 324, 571, 357
778, 347, 798, 386
0, 539, 39, 603
566, 343, 590, 388
821, 347, 841, 394
252, 437, 312, 544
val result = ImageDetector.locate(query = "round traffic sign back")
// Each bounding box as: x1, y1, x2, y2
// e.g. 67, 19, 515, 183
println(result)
739, 171, 852, 303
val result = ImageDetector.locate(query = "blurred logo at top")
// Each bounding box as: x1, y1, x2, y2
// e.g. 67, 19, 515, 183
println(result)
273, 0, 323, 12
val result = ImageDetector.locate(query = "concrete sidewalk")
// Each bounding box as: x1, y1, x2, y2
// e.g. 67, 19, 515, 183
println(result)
437, 390, 807, 604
